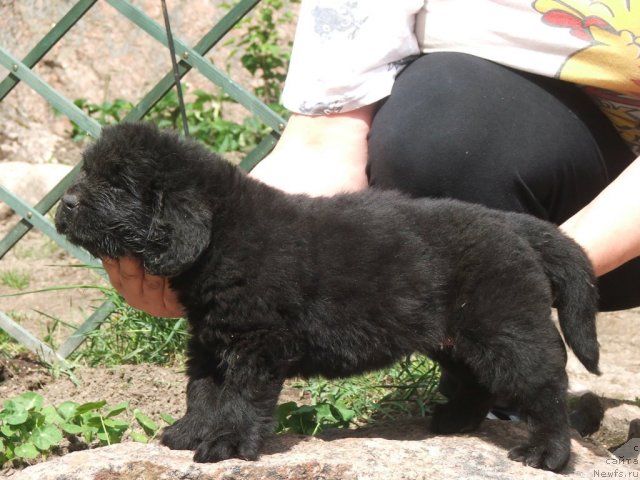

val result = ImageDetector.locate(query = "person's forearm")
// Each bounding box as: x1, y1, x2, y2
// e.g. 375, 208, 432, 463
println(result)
275, 105, 377, 150
249, 104, 377, 196
561, 156, 640, 276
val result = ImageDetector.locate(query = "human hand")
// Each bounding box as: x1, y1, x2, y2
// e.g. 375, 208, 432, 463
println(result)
250, 106, 376, 196
102, 257, 184, 318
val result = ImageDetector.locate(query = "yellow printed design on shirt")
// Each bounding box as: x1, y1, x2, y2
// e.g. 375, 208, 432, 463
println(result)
533, 0, 640, 154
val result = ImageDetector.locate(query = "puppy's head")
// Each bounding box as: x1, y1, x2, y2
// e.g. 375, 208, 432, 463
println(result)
55, 122, 213, 276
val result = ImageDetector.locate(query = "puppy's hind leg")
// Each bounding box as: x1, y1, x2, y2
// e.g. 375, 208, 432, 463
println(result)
476, 325, 572, 472
430, 358, 495, 434
507, 376, 571, 472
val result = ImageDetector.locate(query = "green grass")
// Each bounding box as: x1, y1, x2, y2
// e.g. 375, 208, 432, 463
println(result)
278, 356, 442, 435
0, 329, 26, 359
0, 271, 31, 290
70, 288, 189, 368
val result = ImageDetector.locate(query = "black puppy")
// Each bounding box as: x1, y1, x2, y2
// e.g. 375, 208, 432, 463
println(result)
56, 122, 599, 471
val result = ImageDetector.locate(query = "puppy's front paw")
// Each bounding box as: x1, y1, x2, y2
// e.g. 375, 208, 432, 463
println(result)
194, 432, 259, 463
161, 413, 208, 451
161, 412, 263, 463
508, 441, 570, 472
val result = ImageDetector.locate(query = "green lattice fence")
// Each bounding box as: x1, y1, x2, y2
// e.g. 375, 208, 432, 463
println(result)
0, 0, 286, 364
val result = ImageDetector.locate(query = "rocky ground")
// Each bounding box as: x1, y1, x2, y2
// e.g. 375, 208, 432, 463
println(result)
6, 420, 634, 480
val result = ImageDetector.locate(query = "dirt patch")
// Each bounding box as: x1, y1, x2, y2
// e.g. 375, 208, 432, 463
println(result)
0, 358, 183, 413
0, 216, 107, 346
0, 359, 307, 417
0, 353, 45, 389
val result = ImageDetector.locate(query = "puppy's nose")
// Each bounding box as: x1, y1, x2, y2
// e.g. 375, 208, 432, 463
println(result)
61, 193, 79, 209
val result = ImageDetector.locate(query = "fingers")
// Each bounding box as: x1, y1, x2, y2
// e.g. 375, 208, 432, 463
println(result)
101, 257, 184, 318
162, 284, 184, 318
102, 257, 123, 291
118, 256, 145, 299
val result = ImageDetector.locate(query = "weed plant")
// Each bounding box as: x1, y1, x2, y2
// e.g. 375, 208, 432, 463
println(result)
71, 89, 270, 155
224, 0, 297, 108
0, 391, 174, 468
278, 356, 442, 435
68, 0, 297, 154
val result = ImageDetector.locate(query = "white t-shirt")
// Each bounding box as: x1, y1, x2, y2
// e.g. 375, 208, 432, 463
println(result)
281, 0, 640, 155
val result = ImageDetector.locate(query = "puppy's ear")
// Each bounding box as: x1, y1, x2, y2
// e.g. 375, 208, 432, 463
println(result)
142, 191, 211, 276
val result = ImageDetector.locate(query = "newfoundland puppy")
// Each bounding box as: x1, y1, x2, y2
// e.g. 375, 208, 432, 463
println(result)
55, 122, 599, 471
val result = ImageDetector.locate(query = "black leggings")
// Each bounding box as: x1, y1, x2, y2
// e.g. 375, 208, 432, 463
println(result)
367, 52, 638, 311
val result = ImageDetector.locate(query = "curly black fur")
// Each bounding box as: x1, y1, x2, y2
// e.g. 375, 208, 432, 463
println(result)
55, 122, 600, 471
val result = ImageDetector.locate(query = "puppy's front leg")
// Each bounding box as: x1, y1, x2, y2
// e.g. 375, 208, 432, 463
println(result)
161, 334, 287, 463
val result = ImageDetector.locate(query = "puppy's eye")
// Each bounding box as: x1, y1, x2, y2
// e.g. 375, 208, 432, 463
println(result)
108, 180, 143, 202
102, 176, 128, 191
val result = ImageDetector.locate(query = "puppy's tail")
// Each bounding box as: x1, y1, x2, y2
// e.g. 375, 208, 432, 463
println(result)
509, 213, 600, 374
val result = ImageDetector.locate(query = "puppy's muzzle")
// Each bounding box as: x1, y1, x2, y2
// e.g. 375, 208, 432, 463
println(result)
61, 193, 79, 210
56, 193, 80, 233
